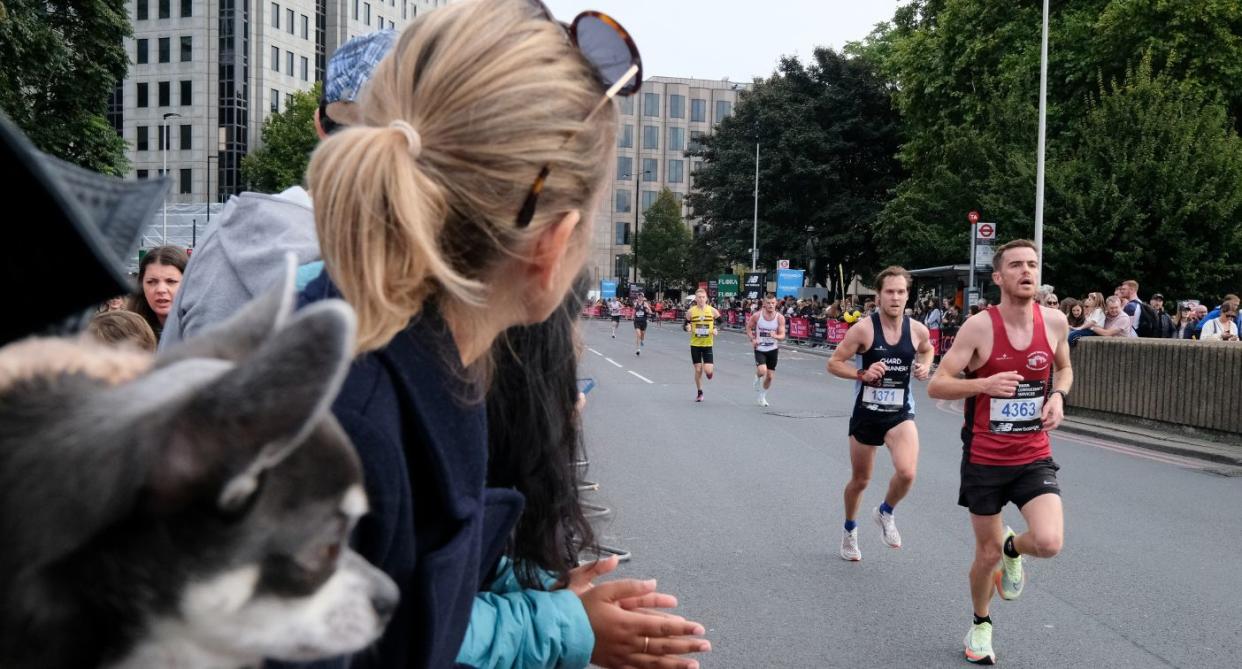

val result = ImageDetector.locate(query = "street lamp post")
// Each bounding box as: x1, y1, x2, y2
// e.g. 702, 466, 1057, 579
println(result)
1034, 0, 1050, 273
162, 112, 182, 244
752, 141, 759, 270
632, 164, 651, 284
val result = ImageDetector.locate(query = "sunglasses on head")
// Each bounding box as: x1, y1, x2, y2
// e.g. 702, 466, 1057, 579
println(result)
515, 2, 642, 228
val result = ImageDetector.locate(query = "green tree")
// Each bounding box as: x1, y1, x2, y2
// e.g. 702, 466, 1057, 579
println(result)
0, 0, 131, 175
241, 83, 321, 193
687, 47, 903, 296
1047, 53, 1242, 300
633, 189, 692, 290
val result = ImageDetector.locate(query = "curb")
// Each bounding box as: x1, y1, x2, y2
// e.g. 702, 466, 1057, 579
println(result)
1057, 420, 1242, 469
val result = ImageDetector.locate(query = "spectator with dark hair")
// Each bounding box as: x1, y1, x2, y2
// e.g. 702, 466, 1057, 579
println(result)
1148, 293, 1175, 338
99, 296, 127, 313
129, 245, 187, 341
1197, 294, 1242, 337
85, 310, 157, 352
1062, 298, 1085, 329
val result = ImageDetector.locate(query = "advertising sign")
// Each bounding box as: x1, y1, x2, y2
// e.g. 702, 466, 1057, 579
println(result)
743, 272, 766, 300
776, 269, 804, 298
600, 279, 618, 299
717, 274, 740, 296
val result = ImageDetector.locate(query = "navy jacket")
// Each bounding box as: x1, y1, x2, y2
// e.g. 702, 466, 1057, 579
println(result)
298, 273, 524, 669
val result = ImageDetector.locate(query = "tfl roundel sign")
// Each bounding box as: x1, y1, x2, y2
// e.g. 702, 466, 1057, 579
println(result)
977, 223, 995, 240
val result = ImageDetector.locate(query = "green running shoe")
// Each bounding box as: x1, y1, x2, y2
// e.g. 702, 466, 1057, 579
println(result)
994, 526, 1024, 600
964, 622, 996, 665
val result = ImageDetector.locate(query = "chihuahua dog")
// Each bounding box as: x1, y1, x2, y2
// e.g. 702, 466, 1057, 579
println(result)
0, 261, 397, 668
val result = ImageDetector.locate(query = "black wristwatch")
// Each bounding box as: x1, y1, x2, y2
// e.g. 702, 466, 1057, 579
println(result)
1049, 389, 1068, 403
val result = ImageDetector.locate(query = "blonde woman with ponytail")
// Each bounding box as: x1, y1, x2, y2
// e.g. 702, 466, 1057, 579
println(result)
297, 2, 706, 668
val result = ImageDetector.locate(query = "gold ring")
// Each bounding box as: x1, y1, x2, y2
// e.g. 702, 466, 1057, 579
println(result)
644, 636, 650, 653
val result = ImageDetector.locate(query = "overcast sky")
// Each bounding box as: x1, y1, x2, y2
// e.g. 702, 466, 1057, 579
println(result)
542, 0, 906, 82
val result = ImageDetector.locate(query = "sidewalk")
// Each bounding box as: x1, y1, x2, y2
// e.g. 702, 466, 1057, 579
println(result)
769, 334, 1242, 471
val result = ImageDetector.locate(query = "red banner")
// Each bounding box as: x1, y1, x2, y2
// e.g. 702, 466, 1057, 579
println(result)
789, 316, 810, 339
622, 307, 634, 319
826, 320, 850, 344
583, 305, 601, 318
661, 310, 678, 320
929, 327, 941, 354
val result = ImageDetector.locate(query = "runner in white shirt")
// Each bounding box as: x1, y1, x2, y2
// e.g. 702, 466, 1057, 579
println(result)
608, 297, 623, 338
746, 294, 787, 407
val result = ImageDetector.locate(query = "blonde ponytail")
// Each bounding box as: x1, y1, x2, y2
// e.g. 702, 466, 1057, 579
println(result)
309, 0, 617, 353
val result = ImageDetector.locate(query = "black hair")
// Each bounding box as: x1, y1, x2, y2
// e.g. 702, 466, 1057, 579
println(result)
318, 99, 343, 135
486, 276, 594, 588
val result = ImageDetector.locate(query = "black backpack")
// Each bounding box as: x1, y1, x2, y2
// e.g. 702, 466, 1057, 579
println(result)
1135, 301, 1160, 337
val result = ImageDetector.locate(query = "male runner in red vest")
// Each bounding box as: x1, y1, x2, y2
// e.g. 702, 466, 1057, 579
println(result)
928, 239, 1073, 665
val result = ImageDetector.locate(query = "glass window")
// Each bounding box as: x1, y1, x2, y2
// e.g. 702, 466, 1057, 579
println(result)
287, 9, 295, 33
285, 92, 294, 108
158, 37, 170, 63
180, 36, 192, 62
301, 56, 309, 81
616, 156, 632, 180
669, 94, 685, 119
158, 80, 170, 106
671, 192, 685, 207
667, 127, 684, 152
180, 80, 191, 105
614, 255, 628, 279
178, 168, 191, 194
136, 125, 149, 151
642, 158, 657, 181
137, 39, 148, 64
271, 88, 280, 112
353, 0, 359, 20
302, 14, 309, 39
137, 82, 148, 107
691, 98, 706, 122
159, 0, 170, 19
364, 2, 371, 25
618, 96, 633, 116
641, 190, 657, 211
615, 221, 630, 245
137, 0, 148, 21
137, 169, 149, 179
181, 0, 191, 17
615, 189, 631, 213
157, 124, 166, 151
642, 125, 658, 150
617, 124, 633, 149
286, 50, 293, 75
716, 100, 732, 121
271, 46, 279, 71
180, 124, 191, 150
668, 159, 684, 183
643, 93, 659, 117
402, 1, 407, 19
689, 130, 704, 151
271, 3, 280, 28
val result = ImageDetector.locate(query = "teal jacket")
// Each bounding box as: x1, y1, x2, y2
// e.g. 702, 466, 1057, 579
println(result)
457, 558, 594, 669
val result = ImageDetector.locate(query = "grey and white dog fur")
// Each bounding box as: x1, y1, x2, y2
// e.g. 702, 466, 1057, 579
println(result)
0, 258, 398, 668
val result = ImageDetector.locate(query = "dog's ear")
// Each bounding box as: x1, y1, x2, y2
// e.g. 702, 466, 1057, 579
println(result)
157, 253, 298, 367
149, 299, 357, 513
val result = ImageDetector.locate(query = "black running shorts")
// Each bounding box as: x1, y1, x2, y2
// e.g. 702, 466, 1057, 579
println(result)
958, 457, 1062, 516
690, 345, 714, 365
753, 349, 779, 370
611, 315, 621, 323
634, 319, 648, 331
848, 413, 913, 447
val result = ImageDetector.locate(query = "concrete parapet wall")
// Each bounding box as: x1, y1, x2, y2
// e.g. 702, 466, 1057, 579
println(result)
1069, 337, 1242, 437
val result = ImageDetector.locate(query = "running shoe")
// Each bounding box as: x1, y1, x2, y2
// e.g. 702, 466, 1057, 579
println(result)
873, 506, 901, 548
839, 528, 861, 561
995, 526, 1024, 600
963, 622, 996, 664
635, 350, 640, 356
753, 375, 762, 391
695, 389, 703, 402
759, 396, 770, 407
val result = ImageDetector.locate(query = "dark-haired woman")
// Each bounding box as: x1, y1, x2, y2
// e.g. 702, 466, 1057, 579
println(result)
129, 245, 187, 341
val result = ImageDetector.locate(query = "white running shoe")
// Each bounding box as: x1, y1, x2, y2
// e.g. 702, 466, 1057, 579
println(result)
753, 375, 762, 391
873, 506, 902, 548
839, 528, 861, 561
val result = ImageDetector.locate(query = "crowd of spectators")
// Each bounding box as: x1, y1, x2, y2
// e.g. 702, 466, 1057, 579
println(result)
1044, 280, 1240, 346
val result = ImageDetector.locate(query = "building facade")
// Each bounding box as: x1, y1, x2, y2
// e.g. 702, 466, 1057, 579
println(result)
114, 0, 443, 203
587, 76, 749, 288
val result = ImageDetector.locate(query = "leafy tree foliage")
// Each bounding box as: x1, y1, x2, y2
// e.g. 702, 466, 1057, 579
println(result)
633, 189, 692, 289
240, 83, 321, 193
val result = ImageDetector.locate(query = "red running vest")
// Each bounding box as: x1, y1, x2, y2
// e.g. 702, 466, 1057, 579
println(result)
962, 304, 1054, 466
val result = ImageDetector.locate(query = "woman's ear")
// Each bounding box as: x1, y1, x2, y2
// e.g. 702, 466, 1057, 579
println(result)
530, 210, 582, 291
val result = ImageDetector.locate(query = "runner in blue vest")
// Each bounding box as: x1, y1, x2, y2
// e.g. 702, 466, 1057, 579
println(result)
827, 266, 934, 561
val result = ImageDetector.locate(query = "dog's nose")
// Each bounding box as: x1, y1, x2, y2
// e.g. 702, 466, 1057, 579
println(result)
372, 590, 398, 622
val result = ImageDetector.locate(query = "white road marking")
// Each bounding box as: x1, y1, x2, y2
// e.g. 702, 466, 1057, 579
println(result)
604, 357, 623, 368
587, 348, 603, 356
627, 370, 654, 384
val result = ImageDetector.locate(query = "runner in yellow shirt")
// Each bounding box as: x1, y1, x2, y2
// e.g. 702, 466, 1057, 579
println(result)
684, 287, 721, 402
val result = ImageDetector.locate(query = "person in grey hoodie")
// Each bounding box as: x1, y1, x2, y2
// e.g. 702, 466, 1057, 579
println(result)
160, 30, 398, 348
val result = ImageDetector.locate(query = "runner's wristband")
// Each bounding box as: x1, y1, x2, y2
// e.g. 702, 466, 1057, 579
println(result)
1049, 389, 1068, 403
856, 369, 866, 381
